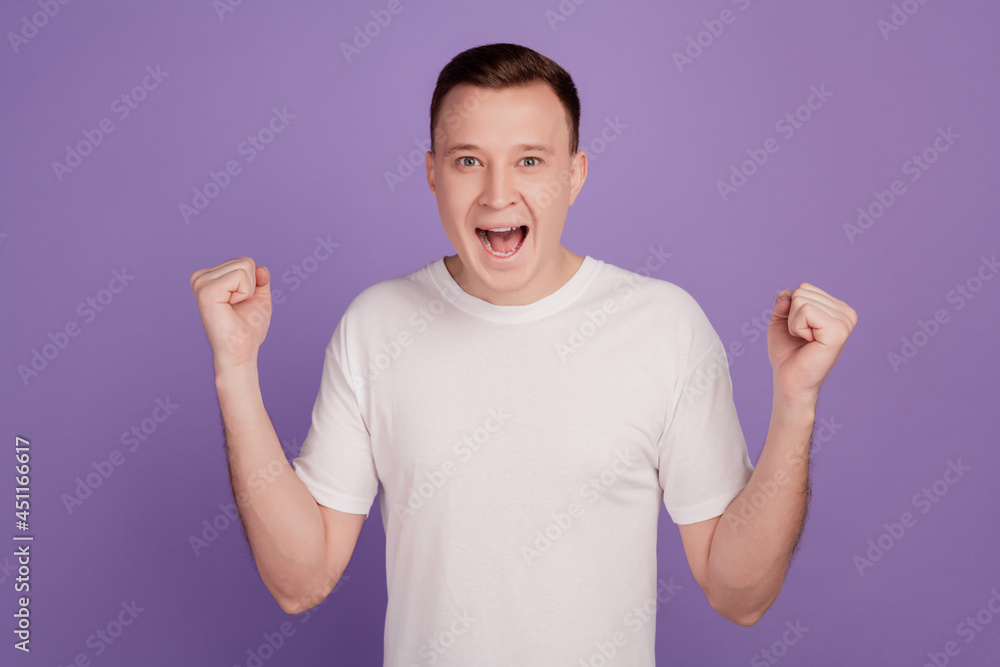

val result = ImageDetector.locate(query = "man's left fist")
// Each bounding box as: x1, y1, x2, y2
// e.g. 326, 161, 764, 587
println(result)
767, 283, 858, 404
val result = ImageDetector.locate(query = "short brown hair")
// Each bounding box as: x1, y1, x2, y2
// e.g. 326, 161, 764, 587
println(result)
429, 43, 581, 155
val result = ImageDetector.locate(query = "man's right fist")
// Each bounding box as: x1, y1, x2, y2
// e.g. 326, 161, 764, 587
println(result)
190, 257, 272, 371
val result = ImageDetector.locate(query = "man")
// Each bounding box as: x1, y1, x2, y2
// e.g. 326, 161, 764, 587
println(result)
189, 43, 857, 665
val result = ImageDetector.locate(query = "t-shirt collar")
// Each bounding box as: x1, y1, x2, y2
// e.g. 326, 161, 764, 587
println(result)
427, 255, 601, 323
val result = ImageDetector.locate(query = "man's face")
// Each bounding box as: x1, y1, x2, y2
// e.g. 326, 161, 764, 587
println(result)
426, 82, 587, 305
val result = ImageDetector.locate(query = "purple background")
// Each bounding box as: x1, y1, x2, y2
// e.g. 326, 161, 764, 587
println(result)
2, 0, 999, 665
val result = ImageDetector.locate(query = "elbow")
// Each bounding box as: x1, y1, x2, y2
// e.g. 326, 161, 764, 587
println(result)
269, 583, 311, 615
271, 571, 342, 616
723, 607, 766, 627
264, 580, 311, 615
276, 596, 307, 616
707, 588, 771, 627
710, 599, 765, 627
275, 589, 322, 616
705, 567, 784, 627
273, 586, 326, 616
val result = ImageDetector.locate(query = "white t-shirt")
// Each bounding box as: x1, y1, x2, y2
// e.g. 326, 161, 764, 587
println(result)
293, 255, 754, 666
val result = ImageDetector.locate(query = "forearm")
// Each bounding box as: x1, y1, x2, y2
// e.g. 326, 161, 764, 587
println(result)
706, 386, 816, 625
215, 361, 332, 611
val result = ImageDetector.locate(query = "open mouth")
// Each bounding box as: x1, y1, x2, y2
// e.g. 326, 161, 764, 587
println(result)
476, 225, 528, 259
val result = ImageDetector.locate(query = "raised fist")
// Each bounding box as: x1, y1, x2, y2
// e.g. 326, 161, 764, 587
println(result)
190, 257, 273, 371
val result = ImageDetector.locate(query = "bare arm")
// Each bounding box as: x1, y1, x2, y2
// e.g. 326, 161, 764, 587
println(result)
680, 393, 814, 625
680, 283, 856, 625
191, 257, 365, 614
216, 364, 364, 614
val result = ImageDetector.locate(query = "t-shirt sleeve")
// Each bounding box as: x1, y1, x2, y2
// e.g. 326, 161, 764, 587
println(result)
658, 299, 754, 525
292, 314, 379, 519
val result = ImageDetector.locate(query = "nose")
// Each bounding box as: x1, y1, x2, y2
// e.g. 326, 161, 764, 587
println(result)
478, 165, 516, 209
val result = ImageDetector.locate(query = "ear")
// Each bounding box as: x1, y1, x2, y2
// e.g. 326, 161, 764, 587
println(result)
568, 149, 588, 205
426, 151, 436, 196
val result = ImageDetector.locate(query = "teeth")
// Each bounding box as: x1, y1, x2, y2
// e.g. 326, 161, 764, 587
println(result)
480, 226, 523, 233
477, 227, 523, 258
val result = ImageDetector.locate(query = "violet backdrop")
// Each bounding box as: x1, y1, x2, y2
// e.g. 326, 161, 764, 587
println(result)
2, 0, 998, 665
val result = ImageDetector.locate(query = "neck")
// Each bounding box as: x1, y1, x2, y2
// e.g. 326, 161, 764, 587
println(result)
444, 247, 585, 305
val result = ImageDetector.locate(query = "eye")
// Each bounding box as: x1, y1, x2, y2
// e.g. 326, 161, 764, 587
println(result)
520, 156, 542, 167
457, 156, 480, 167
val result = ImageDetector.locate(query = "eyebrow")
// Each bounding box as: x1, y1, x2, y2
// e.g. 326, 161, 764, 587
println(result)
442, 143, 556, 157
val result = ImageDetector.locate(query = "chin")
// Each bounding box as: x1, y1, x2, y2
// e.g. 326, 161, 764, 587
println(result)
459, 245, 536, 293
